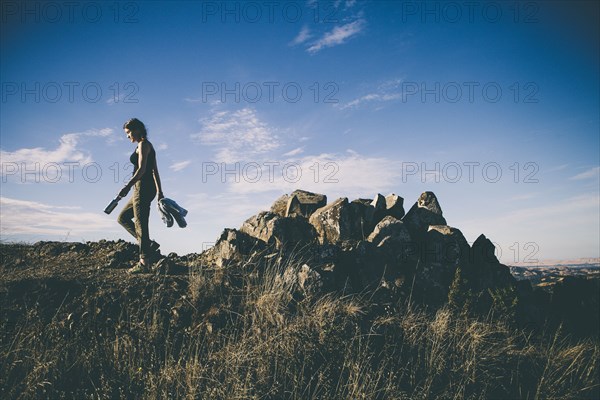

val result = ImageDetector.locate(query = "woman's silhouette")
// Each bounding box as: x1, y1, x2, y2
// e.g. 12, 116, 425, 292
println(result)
117, 118, 164, 274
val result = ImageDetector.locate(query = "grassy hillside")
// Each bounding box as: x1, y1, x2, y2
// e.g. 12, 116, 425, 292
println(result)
1, 241, 598, 399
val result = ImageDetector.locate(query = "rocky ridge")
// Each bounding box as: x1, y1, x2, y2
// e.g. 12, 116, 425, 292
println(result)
198, 189, 599, 335
202, 190, 510, 306
1, 189, 598, 337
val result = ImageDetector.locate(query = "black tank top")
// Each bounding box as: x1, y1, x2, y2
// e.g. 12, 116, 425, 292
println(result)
130, 141, 157, 189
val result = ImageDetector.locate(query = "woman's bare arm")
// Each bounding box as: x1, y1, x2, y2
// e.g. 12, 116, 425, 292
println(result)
152, 154, 164, 199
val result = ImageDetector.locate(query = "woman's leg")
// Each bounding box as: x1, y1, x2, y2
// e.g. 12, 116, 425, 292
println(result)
117, 197, 137, 239
133, 187, 156, 264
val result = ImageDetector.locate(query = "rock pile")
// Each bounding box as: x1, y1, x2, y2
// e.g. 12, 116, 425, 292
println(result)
200, 189, 517, 309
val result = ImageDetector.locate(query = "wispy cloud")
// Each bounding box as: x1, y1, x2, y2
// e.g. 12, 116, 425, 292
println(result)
226, 149, 401, 198
191, 108, 280, 163
0, 128, 114, 182
106, 94, 125, 105
290, 25, 312, 46
333, 0, 357, 10
339, 92, 402, 110
184, 97, 222, 106
545, 164, 569, 173
307, 19, 365, 54
570, 166, 600, 180
283, 147, 304, 157
0, 196, 115, 237
337, 78, 404, 109
170, 160, 192, 172
508, 193, 537, 201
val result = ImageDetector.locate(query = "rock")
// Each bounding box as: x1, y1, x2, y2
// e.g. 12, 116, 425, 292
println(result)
371, 193, 386, 212
285, 189, 327, 218
549, 276, 599, 337
201, 228, 266, 268
240, 212, 280, 244
273, 216, 319, 248
464, 234, 515, 296
270, 194, 290, 216
367, 216, 419, 292
367, 216, 411, 246
297, 264, 324, 296
402, 191, 447, 240
413, 225, 470, 306
281, 264, 324, 298
35, 241, 89, 257
384, 194, 405, 219
286, 195, 302, 217
240, 211, 317, 248
309, 198, 363, 244
270, 190, 327, 218
153, 257, 174, 274
350, 193, 388, 236
351, 198, 372, 207
102, 249, 132, 269
338, 240, 405, 292
469, 234, 499, 265
349, 199, 376, 237
369, 193, 388, 229
423, 225, 470, 266
367, 217, 417, 280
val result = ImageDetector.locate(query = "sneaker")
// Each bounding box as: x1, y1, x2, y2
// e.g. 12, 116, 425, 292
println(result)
127, 262, 150, 274
148, 241, 162, 263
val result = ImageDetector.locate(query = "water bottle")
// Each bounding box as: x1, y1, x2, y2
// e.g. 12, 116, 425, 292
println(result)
104, 196, 121, 214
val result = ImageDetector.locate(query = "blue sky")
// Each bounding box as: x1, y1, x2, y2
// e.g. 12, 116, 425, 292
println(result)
1, 0, 598, 264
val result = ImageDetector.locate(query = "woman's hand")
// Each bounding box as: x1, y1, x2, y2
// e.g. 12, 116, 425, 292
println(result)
118, 185, 131, 198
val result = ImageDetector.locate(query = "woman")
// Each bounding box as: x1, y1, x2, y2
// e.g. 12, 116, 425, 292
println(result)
117, 118, 164, 274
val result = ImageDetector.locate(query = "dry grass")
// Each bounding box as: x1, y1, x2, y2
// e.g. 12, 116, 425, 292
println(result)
1, 247, 598, 399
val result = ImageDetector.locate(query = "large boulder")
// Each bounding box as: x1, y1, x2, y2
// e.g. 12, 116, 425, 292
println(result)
337, 240, 384, 291
367, 216, 411, 246
371, 193, 386, 213
422, 225, 470, 266
285, 189, 327, 218
200, 229, 266, 268
270, 189, 327, 218
402, 191, 447, 240
350, 199, 376, 238
240, 211, 317, 249
469, 234, 499, 265
465, 234, 515, 294
348, 193, 389, 238
384, 193, 405, 220
413, 225, 470, 306
309, 198, 364, 244
365, 216, 417, 293
369, 193, 387, 230
270, 194, 289, 216
240, 212, 279, 243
